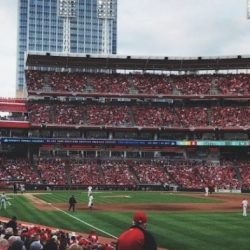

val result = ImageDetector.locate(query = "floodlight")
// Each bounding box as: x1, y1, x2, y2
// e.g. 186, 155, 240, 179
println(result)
97, 0, 116, 54
58, 0, 77, 53
59, 0, 77, 17
97, 0, 115, 19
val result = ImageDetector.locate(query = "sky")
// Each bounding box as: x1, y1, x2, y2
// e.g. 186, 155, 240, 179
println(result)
0, 0, 250, 97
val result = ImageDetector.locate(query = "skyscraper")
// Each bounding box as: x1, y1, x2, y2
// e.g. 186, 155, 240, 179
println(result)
16, 0, 117, 97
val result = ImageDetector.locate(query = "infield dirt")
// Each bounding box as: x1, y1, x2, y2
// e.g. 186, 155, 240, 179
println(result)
25, 193, 243, 213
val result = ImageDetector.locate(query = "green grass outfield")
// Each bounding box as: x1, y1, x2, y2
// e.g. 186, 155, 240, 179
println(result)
0, 191, 250, 250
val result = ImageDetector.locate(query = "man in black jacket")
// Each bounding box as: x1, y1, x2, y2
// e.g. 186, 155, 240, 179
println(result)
68, 195, 77, 212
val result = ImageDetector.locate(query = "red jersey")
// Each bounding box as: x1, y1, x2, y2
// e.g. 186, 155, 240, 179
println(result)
117, 226, 157, 250
117, 227, 144, 250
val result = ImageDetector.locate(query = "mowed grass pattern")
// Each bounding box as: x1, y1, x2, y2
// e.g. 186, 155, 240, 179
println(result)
35, 191, 221, 204
0, 191, 249, 250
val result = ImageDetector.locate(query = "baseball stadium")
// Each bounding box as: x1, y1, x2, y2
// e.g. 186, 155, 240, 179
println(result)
0, 1, 250, 250
0, 52, 250, 250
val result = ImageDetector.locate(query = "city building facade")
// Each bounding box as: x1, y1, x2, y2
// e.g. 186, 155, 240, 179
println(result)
16, 0, 117, 96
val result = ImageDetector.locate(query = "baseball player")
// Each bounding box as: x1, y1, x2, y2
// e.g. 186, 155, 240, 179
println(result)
88, 194, 94, 209
87, 186, 93, 197
205, 186, 209, 196
242, 197, 248, 216
20, 184, 25, 194
0, 193, 7, 210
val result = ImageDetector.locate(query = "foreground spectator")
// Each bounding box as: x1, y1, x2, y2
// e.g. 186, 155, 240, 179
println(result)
6, 216, 18, 234
9, 239, 25, 250
0, 219, 115, 250
0, 238, 9, 250
116, 211, 157, 250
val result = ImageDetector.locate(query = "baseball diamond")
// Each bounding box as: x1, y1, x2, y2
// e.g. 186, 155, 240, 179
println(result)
0, 191, 250, 250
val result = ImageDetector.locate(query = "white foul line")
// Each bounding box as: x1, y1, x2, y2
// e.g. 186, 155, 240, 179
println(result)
48, 203, 118, 239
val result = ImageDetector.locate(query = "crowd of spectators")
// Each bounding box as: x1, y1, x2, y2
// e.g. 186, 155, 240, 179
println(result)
165, 161, 204, 189
87, 73, 130, 94
237, 160, 250, 189
4, 159, 40, 185
69, 160, 103, 185
196, 160, 240, 190
101, 161, 137, 185
26, 71, 88, 93
131, 106, 177, 127
86, 105, 132, 126
0, 217, 115, 250
27, 103, 250, 128
131, 74, 173, 94
0, 158, 249, 190
209, 107, 250, 127
131, 161, 171, 185
163, 160, 241, 189
25, 70, 250, 95
171, 75, 212, 95
28, 104, 51, 124
214, 74, 250, 95
37, 158, 67, 185
174, 107, 209, 127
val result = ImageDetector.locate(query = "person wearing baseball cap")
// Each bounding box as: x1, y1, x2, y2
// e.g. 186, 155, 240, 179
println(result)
116, 211, 157, 250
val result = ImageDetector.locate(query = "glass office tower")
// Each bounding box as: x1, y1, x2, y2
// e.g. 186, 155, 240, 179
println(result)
16, 0, 117, 97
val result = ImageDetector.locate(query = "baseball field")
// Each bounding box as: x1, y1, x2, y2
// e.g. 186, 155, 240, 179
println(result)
0, 190, 250, 250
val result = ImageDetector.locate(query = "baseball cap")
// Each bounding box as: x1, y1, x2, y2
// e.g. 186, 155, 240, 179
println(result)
133, 211, 147, 224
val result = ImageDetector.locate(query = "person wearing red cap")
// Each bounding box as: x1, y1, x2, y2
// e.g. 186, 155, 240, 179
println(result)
116, 211, 157, 250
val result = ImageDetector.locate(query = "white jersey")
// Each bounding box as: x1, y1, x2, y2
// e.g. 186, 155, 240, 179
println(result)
242, 199, 248, 216
205, 187, 209, 195
0, 194, 7, 210
242, 199, 248, 207
20, 184, 25, 192
88, 186, 93, 196
0, 194, 7, 202
88, 195, 94, 207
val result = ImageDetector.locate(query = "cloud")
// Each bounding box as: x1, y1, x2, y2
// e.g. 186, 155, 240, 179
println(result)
118, 0, 250, 56
0, 1, 17, 97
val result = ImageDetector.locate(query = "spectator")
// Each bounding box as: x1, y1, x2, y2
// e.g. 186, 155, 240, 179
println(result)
4, 227, 14, 240
68, 243, 83, 250
58, 234, 68, 250
30, 240, 43, 250
44, 236, 57, 250
8, 236, 21, 248
0, 238, 9, 250
6, 216, 18, 235
9, 239, 25, 250
116, 211, 157, 250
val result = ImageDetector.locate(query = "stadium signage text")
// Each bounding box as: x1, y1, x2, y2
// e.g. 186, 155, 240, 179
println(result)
0, 137, 249, 147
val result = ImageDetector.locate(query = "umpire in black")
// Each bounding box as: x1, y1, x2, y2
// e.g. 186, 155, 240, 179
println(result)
68, 195, 77, 212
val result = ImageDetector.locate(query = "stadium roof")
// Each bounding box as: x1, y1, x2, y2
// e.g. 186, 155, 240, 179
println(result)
26, 52, 250, 71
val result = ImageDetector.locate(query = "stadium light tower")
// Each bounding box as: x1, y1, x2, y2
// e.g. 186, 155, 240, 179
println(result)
59, 0, 77, 53
247, 0, 250, 19
97, 0, 116, 54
